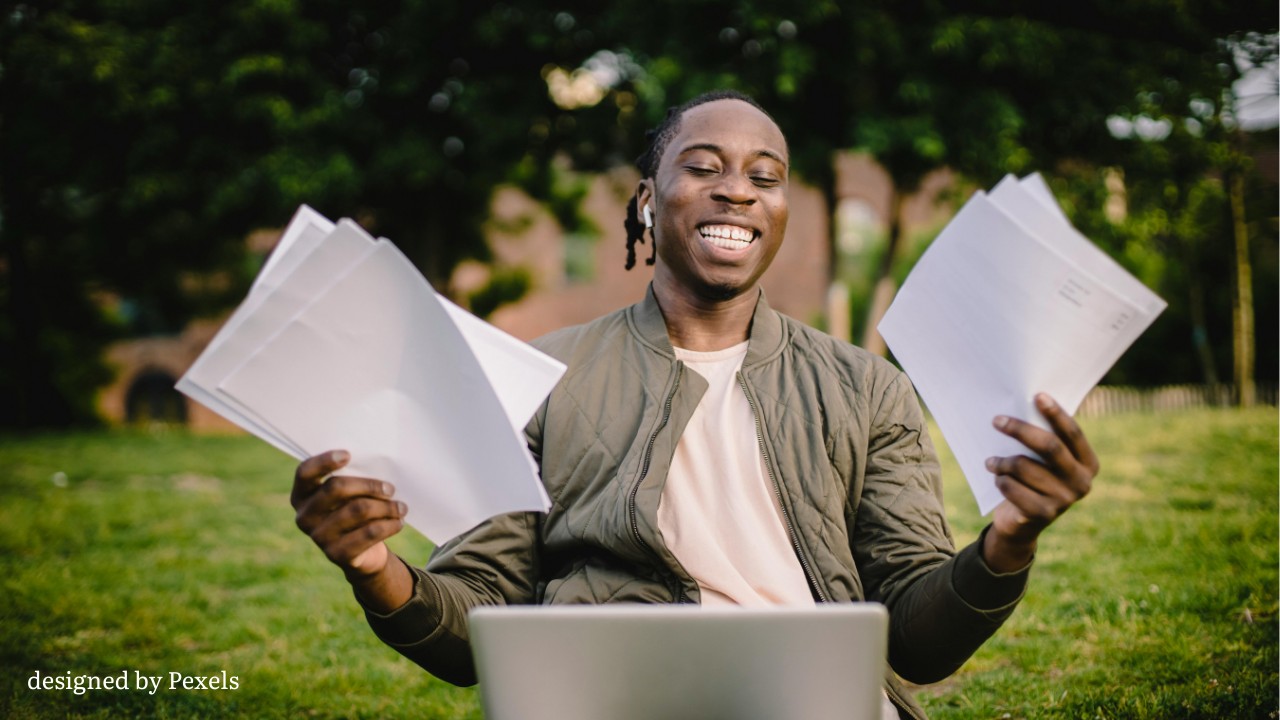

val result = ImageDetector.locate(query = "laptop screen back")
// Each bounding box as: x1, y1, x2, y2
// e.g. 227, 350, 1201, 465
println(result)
469, 604, 888, 720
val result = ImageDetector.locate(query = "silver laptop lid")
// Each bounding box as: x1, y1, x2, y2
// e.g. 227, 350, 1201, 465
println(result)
469, 604, 888, 720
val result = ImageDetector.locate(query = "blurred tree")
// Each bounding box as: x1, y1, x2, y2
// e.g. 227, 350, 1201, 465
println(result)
0, 1, 601, 428
551, 1, 1275, 384
2, 0, 1273, 429
544, 2, 1264, 334
1063, 31, 1278, 394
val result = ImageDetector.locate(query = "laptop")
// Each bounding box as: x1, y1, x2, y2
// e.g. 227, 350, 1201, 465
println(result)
468, 603, 888, 720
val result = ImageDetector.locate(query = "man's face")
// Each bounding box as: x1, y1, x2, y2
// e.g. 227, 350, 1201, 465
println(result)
642, 99, 790, 302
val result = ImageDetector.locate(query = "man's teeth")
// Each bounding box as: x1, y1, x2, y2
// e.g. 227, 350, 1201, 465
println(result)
699, 225, 754, 250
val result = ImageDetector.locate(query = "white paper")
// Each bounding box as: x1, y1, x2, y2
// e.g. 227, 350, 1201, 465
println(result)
177, 206, 564, 543
180, 220, 378, 456
253, 205, 338, 295
879, 177, 1165, 514
176, 206, 343, 457
438, 296, 567, 433
1016, 172, 1070, 225
989, 176, 1166, 317
217, 240, 550, 541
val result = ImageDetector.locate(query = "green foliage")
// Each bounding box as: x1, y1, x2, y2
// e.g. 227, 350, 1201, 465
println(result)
3, 0, 1275, 429
575, 2, 1275, 372
466, 266, 533, 320
1049, 26, 1279, 386
0, 1, 606, 428
514, 160, 600, 239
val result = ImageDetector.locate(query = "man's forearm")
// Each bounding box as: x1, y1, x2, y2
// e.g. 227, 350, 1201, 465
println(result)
885, 528, 1031, 684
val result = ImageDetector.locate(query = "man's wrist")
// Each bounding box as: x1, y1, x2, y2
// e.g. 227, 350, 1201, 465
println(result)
982, 524, 1037, 574
348, 553, 415, 614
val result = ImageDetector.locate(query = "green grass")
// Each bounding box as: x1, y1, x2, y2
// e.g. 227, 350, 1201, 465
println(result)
918, 407, 1279, 719
0, 430, 475, 719
0, 408, 1275, 718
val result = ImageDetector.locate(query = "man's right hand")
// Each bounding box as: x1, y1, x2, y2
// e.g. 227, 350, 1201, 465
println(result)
291, 450, 414, 612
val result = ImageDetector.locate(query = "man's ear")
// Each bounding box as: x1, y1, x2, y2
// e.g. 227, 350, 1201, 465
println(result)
636, 178, 654, 215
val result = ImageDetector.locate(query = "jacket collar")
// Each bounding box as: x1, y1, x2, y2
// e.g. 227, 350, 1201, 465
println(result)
629, 283, 787, 368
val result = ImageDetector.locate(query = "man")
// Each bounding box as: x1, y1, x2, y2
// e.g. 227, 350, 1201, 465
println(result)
290, 90, 1098, 719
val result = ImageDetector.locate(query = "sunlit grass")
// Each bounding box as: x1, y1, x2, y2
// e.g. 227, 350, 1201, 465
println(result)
0, 407, 1275, 718
0, 430, 469, 719
919, 407, 1279, 719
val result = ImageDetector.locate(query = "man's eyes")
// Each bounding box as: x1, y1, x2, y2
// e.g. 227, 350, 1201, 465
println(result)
683, 166, 783, 186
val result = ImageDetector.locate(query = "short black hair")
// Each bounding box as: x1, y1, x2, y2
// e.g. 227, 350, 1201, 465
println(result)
624, 90, 779, 270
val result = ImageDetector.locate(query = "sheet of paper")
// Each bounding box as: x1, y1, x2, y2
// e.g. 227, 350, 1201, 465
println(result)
878, 185, 1164, 514
213, 222, 382, 453
1017, 173, 1070, 225
218, 240, 553, 542
254, 205, 336, 291
993, 176, 1167, 318
176, 206, 343, 456
180, 206, 562, 453
438, 296, 566, 433
177, 205, 566, 541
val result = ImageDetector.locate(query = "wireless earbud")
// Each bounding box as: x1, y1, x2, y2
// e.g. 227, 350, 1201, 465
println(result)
643, 204, 653, 229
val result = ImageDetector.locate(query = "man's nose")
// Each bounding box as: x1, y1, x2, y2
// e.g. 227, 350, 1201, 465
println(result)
710, 172, 756, 205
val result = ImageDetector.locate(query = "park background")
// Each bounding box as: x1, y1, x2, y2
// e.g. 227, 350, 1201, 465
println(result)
1, 1, 1277, 718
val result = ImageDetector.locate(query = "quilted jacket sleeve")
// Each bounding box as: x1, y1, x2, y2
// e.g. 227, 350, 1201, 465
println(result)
356, 408, 548, 686
853, 370, 1032, 684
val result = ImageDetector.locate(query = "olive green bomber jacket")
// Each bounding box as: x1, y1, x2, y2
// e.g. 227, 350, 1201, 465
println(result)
361, 287, 1031, 719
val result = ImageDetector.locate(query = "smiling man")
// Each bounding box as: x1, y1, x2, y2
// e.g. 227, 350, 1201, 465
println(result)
291, 90, 1099, 720
638, 93, 788, 315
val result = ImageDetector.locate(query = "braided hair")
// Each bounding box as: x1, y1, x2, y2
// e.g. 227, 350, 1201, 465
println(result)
624, 89, 776, 270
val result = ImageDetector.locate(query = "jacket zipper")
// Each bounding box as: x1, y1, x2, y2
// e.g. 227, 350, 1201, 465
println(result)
738, 373, 829, 603
629, 361, 688, 602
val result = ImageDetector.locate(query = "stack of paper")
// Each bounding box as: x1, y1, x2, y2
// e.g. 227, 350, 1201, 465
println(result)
177, 206, 564, 542
878, 174, 1166, 515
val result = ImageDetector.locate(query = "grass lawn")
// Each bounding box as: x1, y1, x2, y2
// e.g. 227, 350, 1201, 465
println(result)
919, 407, 1279, 719
0, 407, 1275, 719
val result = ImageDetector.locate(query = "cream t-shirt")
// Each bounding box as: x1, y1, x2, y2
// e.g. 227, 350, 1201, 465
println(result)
657, 342, 813, 607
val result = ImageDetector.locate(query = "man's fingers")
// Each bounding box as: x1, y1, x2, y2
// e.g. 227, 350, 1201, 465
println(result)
294, 475, 397, 534
992, 415, 1071, 472
1034, 393, 1101, 476
992, 474, 1059, 528
288, 451, 408, 579
308, 497, 408, 544
992, 411, 1093, 497
296, 486, 407, 575
303, 475, 397, 516
987, 394, 1104, 542
316, 518, 405, 569
291, 450, 352, 507
986, 454, 1080, 506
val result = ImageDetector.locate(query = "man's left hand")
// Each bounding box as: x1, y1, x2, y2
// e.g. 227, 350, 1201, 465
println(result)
982, 392, 1100, 573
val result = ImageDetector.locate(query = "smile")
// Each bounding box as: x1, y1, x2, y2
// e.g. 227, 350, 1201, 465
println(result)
698, 224, 757, 251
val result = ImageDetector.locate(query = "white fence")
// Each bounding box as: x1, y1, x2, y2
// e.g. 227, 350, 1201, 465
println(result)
1075, 383, 1278, 418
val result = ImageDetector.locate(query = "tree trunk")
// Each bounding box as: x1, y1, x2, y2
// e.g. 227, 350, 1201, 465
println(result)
860, 186, 904, 356
1228, 169, 1255, 408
